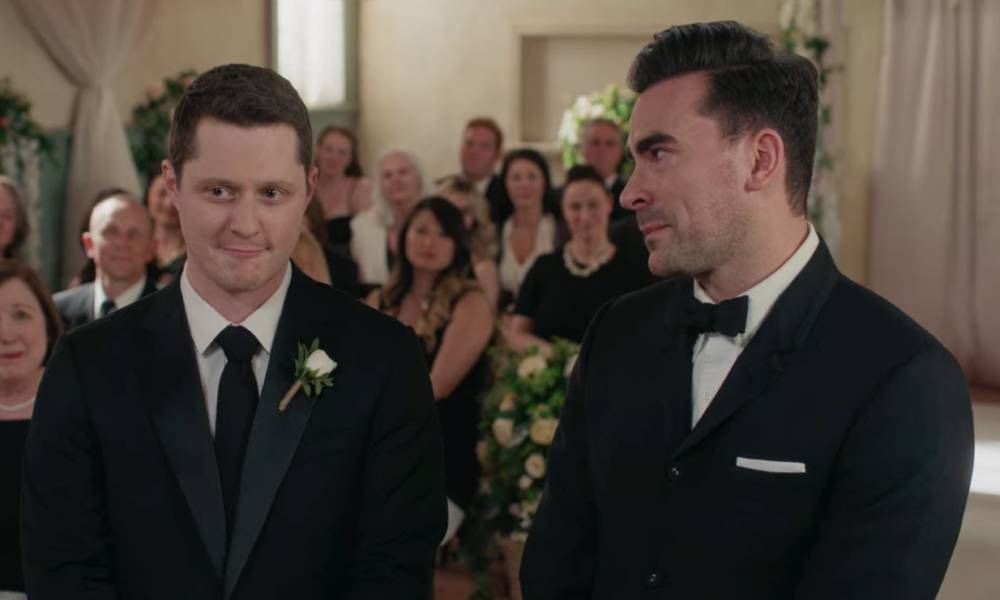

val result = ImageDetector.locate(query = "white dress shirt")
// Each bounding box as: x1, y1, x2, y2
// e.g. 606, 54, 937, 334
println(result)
499, 214, 557, 296
690, 223, 819, 426
180, 264, 292, 434
93, 275, 147, 319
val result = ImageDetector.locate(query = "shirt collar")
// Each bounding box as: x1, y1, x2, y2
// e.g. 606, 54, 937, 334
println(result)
693, 222, 819, 344
180, 262, 293, 357
94, 274, 147, 317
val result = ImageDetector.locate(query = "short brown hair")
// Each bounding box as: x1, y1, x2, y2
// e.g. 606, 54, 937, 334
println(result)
0, 260, 63, 362
464, 117, 503, 150
0, 176, 30, 260
168, 64, 313, 180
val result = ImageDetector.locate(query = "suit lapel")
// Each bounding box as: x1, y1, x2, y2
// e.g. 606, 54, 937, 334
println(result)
224, 269, 329, 598
672, 240, 842, 458
140, 282, 227, 577
659, 280, 696, 454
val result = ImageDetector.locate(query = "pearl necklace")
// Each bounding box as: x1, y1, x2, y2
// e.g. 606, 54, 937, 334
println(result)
0, 396, 35, 412
563, 243, 613, 278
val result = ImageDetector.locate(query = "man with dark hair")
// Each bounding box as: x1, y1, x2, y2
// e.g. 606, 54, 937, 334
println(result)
459, 116, 509, 226
579, 118, 629, 221
54, 189, 158, 330
23, 64, 446, 599
521, 21, 973, 599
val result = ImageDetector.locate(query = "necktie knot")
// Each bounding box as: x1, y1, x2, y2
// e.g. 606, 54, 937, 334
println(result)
99, 299, 116, 317
215, 326, 259, 362
682, 295, 749, 337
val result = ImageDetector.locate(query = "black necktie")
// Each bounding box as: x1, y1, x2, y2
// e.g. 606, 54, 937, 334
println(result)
681, 295, 749, 337
214, 326, 260, 537
99, 299, 116, 317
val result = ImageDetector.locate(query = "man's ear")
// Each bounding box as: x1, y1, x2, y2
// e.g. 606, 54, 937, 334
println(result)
745, 128, 784, 194
162, 159, 181, 214
82, 232, 95, 260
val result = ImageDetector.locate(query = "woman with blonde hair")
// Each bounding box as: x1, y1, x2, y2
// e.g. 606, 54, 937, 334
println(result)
350, 148, 426, 287
0, 176, 30, 261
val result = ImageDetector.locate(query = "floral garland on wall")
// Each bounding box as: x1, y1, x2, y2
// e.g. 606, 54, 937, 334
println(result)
557, 84, 635, 175
0, 78, 52, 267
780, 0, 842, 255
129, 70, 197, 181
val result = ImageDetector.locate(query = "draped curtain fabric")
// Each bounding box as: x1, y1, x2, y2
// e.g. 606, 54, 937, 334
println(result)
13, 0, 152, 284
871, 0, 1000, 387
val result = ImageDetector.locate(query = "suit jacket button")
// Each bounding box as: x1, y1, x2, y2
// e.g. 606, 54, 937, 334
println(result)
645, 571, 663, 588
667, 466, 682, 481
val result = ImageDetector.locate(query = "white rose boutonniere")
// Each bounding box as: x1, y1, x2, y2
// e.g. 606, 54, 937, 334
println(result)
278, 338, 336, 412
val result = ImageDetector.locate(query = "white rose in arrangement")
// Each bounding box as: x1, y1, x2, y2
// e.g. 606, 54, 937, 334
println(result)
509, 503, 523, 517
525, 453, 547, 479
305, 350, 337, 376
518, 475, 533, 490
510, 531, 528, 543
499, 393, 517, 412
529, 418, 559, 446
517, 355, 548, 378
492, 418, 514, 446
564, 353, 578, 377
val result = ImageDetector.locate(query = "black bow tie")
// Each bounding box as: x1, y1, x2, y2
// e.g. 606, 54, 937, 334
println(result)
680, 294, 749, 337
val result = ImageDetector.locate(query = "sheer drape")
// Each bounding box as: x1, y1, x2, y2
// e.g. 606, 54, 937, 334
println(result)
13, 0, 152, 283
871, 0, 1000, 387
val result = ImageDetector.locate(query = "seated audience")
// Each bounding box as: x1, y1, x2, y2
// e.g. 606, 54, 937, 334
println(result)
503, 165, 650, 350
0, 260, 63, 596
145, 171, 186, 284
314, 125, 372, 247
496, 148, 560, 302
365, 197, 493, 544
458, 117, 508, 227
54, 189, 157, 330
0, 176, 29, 261
438, 176, 500, 308
350, 148, 425, 288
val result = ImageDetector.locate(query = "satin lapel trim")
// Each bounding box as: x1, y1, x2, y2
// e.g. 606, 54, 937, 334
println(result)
142, 283, 226, 577
672, 240, 842, 458
224, 271, 327, 598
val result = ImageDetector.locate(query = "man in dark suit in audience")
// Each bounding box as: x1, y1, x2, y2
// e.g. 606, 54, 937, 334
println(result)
23, 64, 446, 600
521, 21, 974, 600
53, 190, 157, 330
459, 116, 509, 226
579, 118, 629, 223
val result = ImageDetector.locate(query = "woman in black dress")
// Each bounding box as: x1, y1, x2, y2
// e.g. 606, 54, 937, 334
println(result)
365, 197, 493, 543
502, 165, 650, 350
313, 126, 372, 247
0, 261, 63, 596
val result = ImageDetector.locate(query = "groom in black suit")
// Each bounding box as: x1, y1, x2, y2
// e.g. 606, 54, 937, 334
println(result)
22, 64, 446, 599
521, 21, 974, 599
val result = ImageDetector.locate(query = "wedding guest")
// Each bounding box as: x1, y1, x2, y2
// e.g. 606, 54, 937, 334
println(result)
0, 176, 29, 261
291, 227, 332, 286
0, 260, 62, 597
458, 117, 508, 226
145, 171, 186, 283
503, 166, 649, 351
579, 119, 629, 222
438, 176, 500, 308
350, 148, 425, 287
496, 149, 560, 302
313, 125, 372, 247
366, 197, 492, 544
303, 198, 360, 296
54, 189, 157, 330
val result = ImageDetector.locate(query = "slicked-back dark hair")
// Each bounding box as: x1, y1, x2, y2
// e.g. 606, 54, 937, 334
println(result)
168, 64, 313, 181
628, 21, 818, 214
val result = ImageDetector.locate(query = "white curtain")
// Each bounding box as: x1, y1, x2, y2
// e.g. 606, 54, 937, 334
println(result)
13, 0, 152, 283
871, 0, 1000, 387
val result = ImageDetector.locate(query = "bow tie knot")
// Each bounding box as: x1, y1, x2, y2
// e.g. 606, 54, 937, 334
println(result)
682, 295, 749, 337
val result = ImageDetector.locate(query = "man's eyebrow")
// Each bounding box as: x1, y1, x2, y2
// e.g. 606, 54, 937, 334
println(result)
631, 132, 679, 155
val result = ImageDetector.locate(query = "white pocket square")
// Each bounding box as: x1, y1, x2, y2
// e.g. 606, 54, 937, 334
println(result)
736, 457, 807, 474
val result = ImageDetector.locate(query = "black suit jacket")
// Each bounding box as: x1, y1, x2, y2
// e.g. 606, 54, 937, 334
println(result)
22, 267, 447, 599
53, 276, 159, 331
520, 240, 974, 599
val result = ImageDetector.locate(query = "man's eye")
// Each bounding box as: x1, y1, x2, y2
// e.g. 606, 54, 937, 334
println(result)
263, 188, 283, 201
208, 187, 228, 198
